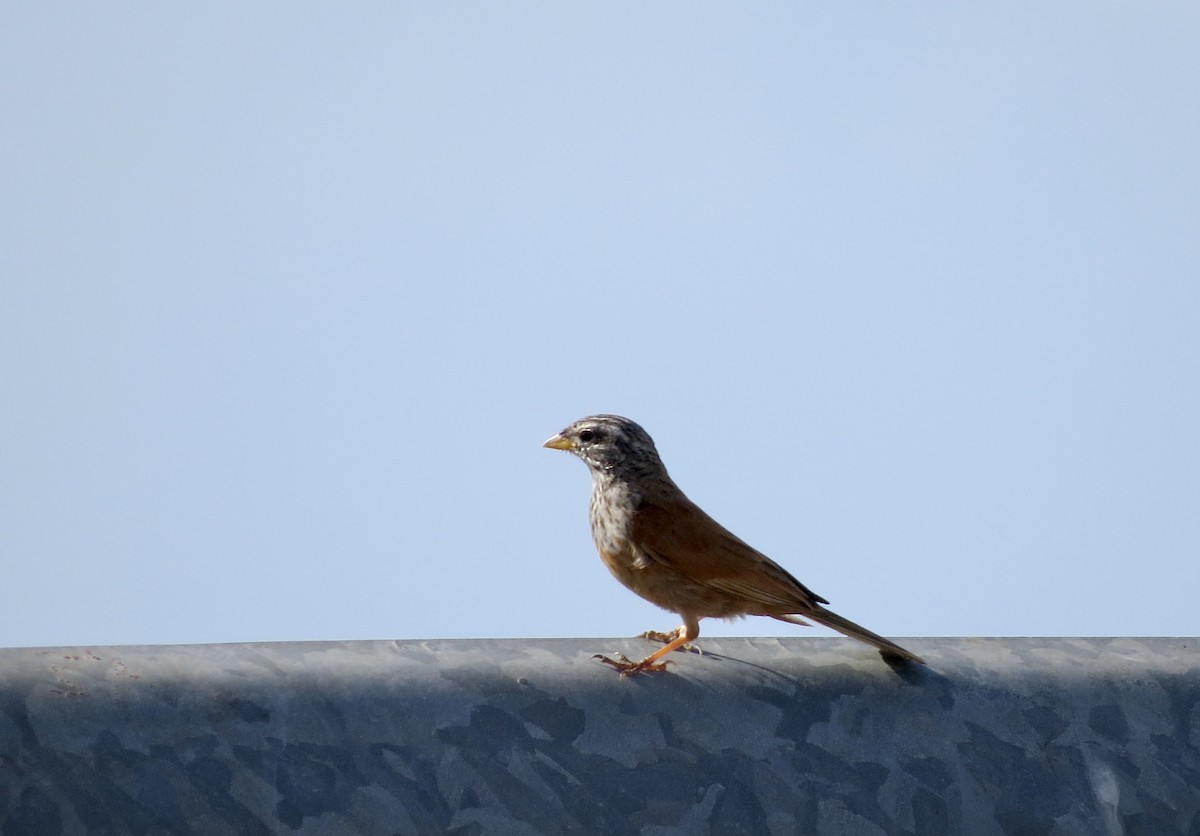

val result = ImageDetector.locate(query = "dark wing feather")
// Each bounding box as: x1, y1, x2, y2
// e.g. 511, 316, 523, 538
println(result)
630, 496, 829, 611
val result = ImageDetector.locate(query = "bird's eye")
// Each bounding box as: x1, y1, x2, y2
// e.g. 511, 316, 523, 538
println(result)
578, 429, 596, 443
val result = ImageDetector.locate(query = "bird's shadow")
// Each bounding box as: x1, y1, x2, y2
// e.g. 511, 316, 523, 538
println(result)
601, 636, 946, 694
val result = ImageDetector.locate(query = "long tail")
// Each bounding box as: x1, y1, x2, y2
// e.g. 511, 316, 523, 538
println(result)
776, 608, 925, 665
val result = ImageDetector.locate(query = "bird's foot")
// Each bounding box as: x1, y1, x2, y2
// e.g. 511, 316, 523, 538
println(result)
593, 653, 670, 676
637, 629, 703, 655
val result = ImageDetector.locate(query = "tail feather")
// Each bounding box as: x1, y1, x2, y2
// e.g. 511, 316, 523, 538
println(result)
776, 608, 925, 665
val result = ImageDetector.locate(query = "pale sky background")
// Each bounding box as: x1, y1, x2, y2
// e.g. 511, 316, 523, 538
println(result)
2, 4, 1197, 649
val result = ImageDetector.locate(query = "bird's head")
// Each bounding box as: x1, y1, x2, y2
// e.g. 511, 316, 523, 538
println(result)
543, 414, 665, 480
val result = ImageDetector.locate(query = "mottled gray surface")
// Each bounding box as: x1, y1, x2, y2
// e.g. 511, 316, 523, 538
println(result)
1, 637, 1197, 835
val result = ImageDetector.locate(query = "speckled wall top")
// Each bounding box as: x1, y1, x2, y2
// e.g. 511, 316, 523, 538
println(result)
1, 637, 1197, 834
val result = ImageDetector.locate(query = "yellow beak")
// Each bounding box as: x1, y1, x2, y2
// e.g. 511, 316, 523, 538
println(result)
542, 433, 573, 451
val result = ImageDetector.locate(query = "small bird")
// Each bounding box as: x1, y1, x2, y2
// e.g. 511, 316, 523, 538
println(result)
544, 414, 924, 674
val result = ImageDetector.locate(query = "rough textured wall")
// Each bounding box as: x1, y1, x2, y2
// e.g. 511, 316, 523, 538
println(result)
1, 637, 1197, 834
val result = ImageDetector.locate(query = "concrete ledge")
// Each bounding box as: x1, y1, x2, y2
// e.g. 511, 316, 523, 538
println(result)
2, 637, 1198, 834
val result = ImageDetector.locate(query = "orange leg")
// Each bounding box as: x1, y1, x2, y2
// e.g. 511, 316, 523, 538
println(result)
595, 621, 700, 676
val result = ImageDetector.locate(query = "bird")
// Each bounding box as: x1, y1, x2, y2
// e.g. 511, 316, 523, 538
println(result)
543, 414, 924, 674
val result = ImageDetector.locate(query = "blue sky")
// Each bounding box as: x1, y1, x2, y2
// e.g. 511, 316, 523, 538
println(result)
3, 4, 1197, 648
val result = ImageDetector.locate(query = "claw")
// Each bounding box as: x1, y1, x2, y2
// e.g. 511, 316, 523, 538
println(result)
593, 653, 671, 676
637, 629, 679, 643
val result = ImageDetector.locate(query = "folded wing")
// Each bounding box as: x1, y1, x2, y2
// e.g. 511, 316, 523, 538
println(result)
630, 496, 829, 613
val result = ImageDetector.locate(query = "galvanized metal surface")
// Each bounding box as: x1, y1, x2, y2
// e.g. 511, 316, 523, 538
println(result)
1, 637, 1197, 834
